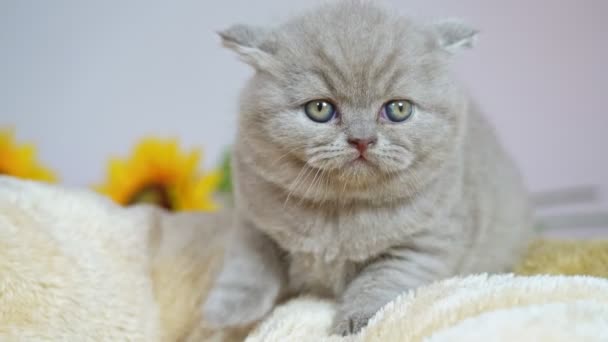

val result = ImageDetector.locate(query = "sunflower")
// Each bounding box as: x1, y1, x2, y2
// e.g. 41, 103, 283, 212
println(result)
96, 138, 221, 211
0, 129, 57, 182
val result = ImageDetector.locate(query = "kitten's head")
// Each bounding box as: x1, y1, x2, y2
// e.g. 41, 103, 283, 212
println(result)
222, 0, 477, 201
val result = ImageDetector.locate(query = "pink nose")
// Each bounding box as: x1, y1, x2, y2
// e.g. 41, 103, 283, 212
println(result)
348, 137, 377, 154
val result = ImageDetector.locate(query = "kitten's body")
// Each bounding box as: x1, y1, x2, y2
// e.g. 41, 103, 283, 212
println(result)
235, 100, 530, 296
205, 0, 533, 334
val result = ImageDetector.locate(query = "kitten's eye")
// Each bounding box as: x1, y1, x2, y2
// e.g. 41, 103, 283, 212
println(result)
304, 100, 336, 123
383, 100, 414, 122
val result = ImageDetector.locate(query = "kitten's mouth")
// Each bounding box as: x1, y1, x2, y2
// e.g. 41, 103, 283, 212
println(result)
349, 154, 371, 166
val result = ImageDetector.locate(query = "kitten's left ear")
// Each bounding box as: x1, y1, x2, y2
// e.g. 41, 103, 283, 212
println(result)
432, 19, 479, 53
218, 24, 277, 71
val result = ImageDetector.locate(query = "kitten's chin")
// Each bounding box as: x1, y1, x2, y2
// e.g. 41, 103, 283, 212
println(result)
335, 160, 381, 186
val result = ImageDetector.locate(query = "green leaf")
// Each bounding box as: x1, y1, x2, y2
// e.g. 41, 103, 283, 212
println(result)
217, 149, 232, 193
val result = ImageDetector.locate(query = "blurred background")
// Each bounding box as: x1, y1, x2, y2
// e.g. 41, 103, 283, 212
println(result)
1, 0, 606, 235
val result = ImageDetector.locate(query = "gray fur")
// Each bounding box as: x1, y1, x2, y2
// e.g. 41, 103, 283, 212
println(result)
203, 0, 533, 335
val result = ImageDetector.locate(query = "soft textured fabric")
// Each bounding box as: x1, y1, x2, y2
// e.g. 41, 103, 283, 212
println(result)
516, 239, 608, 277
247, 275, 608, 342
0, 176, 606, 341
0, 177, 160, 341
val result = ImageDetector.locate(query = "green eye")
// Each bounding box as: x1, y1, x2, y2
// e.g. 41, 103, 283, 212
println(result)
383, 100, 414, 122
304, 100, 336, 123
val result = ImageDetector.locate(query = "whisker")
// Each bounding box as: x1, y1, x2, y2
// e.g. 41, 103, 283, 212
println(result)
271, 146, 305, 168
300, 166, 323, 206
321, 168, 331, 204
284, 163, 312, 208
339, 167, 352, 209
315, 167, 330, 209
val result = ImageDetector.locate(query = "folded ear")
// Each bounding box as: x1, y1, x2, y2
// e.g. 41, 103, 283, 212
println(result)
218, 24, 277, 71
433, 19, 479, 53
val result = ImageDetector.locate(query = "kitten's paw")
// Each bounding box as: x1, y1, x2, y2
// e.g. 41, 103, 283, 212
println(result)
202, 280, 279, 328
331, 310, 374, 336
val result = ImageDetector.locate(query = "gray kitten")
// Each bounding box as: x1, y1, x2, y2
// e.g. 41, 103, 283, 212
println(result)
203, 0, 533, 335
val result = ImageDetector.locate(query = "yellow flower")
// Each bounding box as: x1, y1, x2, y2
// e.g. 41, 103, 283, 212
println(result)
0, 129, 57, 182
96, 138, 221, 211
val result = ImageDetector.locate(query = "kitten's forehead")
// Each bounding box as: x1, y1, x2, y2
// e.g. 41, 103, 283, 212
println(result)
273, 1, 439, 104
296, 3, 422, 40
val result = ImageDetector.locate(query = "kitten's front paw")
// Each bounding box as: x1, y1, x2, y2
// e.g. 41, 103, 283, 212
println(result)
331, 309, 374, 336
202, 280, 279, 328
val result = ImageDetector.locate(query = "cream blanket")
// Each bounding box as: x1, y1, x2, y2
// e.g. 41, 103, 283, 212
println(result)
1, 176, 607, 341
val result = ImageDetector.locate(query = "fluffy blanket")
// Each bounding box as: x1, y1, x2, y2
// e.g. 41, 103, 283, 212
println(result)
1, 176, 607, 341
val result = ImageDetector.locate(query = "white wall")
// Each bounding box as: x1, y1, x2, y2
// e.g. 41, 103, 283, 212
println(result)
1, 0, 607, 205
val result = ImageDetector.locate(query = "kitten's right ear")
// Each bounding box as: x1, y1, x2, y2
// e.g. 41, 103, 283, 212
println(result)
218, 24, 277, 71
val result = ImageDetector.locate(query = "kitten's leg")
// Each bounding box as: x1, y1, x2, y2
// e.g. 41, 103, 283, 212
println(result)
332, 244, 460, 335
203, 219, 285, 327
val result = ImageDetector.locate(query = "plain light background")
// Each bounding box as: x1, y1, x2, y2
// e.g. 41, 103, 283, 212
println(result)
1, 0, 607, 210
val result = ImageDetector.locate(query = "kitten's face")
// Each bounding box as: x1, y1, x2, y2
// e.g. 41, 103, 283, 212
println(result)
225, 1, 475, 199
